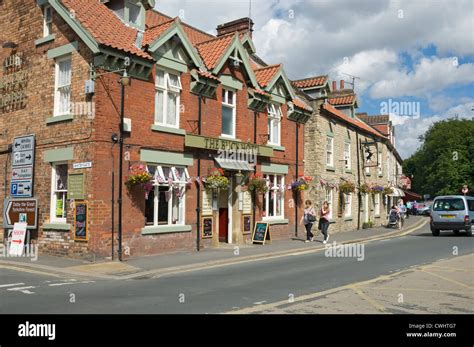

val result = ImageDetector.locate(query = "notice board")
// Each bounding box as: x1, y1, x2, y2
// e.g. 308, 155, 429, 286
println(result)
201, 216, 213, 239
74, 202, 88, 241
252, 222, 270, 244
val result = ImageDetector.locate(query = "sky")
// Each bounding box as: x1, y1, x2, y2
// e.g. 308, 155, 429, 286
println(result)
154, 0, 474, 159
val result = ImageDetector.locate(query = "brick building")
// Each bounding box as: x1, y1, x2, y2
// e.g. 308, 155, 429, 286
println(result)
293, 77, 404, 232
0, 0, 312, 259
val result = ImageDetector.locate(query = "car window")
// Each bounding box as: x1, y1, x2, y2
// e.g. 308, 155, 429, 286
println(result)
433, 198, 465, 211
468, 200, 474, 212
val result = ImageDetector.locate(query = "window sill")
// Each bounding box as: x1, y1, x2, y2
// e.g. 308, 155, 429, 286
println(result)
374, 215, 381, 219
345, 169, 353, 174
378, 174, 384, 178
268, 144, 285, 151
344, 217, 353, 221
43, 223, 71, 231
141, 224, 192, 235
365, 174, 371, 177
219, 135, 240, 141
35, 34, 56, 46
151, 124, 186, 136
326, 166, 336, 172
261, 218, 288, 225
46, 114, 73, 124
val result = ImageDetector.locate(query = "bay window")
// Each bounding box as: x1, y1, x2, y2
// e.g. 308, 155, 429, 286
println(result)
262, 174, 285, 219
54, 55, 71, 117
145, 165, 189, 227
155, 69, 182, 128
267, 104, 282, 146
221, 88, 236, 138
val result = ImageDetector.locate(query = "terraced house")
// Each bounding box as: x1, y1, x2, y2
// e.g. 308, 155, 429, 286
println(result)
0, 0, 312, 259
293, 77, 404, 233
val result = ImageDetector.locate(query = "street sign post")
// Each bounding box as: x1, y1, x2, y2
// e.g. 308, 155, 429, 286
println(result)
9, 222, 27, 256
11, 135, 35, 197
3, 198, 38, 229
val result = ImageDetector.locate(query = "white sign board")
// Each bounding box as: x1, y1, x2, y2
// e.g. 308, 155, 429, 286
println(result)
73, 162, 92, 169
11, 166, 33, 181
13, 136, 34, 152
9, 222, 27, 256
11, 180, 33, 197
12, 150, 34, 166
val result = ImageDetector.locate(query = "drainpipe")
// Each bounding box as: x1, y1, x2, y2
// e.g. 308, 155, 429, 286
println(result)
118, 82, 125, 261
295, 122, 299, 237
196, 94, 202, 251
1, 145, 12, 204
356, 132, 361, 230
253, 110, 257, 230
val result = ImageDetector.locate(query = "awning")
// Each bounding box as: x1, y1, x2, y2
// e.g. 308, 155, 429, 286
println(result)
389, 187, 405, 197
214, 157, 254, 171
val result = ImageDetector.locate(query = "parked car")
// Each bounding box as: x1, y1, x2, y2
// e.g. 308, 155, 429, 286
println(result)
430, 195, 474, 236
417, 203, 431, 216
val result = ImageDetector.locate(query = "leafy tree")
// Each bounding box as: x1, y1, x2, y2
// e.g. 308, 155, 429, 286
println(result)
403, 118, 474, 198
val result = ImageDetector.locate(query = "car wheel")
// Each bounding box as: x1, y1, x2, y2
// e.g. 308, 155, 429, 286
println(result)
467, 228, 473, 237
431, 229, 440, 236
453, 230, 460, 235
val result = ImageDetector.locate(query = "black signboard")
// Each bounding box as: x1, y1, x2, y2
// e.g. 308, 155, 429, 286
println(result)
242, 215, 252, 234
202, 216, 213, 239
252, 222, 270, 244
74, 202, 88, 241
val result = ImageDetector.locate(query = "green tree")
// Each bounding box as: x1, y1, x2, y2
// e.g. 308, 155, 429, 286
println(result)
403, 118, 474, 198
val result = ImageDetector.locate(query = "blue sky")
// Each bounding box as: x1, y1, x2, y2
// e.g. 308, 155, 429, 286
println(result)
155, 0, 474, 158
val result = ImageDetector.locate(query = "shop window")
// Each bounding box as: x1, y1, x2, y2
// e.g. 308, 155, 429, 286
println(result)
325, 187, 333, 220
326, 136, 334, 166
54, 55, 71, 117
43, 5, 53, 37
267, 104, 282, 146
145, 165, 189, 227
262, 174, 285, 219
50, 163, 68, 223
221, 88, 236, 138
155, 69, 182, 128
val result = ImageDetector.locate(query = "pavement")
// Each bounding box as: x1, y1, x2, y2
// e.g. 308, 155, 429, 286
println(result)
1, 217, 472, 314
0, 215, 428, 280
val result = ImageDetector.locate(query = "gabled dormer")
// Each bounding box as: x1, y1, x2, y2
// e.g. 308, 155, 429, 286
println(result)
105, 0, 155, 31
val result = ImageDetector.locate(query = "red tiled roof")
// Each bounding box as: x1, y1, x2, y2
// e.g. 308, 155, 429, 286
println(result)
357, 114, 390, 124
251, 88, 270, 97
292, 75, 327, 89
143, 18, 175, 46
323, 103, 387, 139
146, 10, 213, 45
61, 0, 152, 60
328, 94, 356, 106
293, 98, 312, 112
196, 34, 235, 70
254, 64, 281, 88
372, 124, 389, 135
193, 69, 220, 81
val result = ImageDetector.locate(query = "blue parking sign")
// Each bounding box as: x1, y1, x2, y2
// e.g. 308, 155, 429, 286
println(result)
11, 183, 18, 195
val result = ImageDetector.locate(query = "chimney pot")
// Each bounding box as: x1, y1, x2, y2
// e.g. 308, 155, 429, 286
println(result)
340, 80, 344, 89
332, 81, 337, 90
216, 17, 254, 37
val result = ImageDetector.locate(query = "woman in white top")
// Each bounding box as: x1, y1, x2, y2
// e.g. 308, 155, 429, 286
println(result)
300, 200, 316, 242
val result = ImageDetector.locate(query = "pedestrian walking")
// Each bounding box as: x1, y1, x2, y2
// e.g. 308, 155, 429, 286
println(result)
320, 201, 331, 244
300, 200, 317, 242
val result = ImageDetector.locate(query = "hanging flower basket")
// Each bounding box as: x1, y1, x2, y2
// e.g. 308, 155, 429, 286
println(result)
371, 185, 384, 194
359, 183, 371, 194
204, 167, 229, 190
125, 164, 154, 198
339, 181, 356, 194
383, 186, 393, 196
247, 174, 268, 194
291, 175, 313, 192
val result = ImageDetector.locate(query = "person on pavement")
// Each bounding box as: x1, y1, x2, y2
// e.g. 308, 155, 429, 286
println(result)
300, 200, 316, 243
320, 201, 331, 244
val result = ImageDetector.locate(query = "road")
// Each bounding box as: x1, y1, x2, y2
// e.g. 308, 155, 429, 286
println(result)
0, 223, 473, 314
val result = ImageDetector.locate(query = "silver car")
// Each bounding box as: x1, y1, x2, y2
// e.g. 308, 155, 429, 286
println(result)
430, 195, 474, 236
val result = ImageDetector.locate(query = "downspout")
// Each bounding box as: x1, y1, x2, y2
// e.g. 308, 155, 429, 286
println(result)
356, 132, 361, 230
295, 122, 299, 237
118, 82, 125, 261
196, 94, 202, 251
252, 110, 257, 231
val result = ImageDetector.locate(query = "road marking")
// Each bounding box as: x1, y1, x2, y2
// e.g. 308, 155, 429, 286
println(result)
350, 286, 388, 313
365, 286, 474, 295
0, 283, 25, 288
253, 301, 267, 305
417, 269, 473, 290
7, 286, 36, 294
0, 265, 62, 278
48, 280, 94, 286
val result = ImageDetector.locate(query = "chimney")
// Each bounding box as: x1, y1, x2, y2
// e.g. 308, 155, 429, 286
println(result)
217, 17, 254, 37
332, 81, 337, 91
340, 80, 345, 89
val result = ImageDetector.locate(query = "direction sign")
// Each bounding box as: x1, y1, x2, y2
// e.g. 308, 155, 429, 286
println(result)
11, 166, 33, 181
12, 150, 34, 166
9, 223, 27, 256
3, 198, 38, 229
13, 136, 35, 152
11, 180, 33, 197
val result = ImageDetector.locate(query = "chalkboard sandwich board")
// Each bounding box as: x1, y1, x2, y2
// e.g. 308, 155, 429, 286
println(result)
74, 202, 88, 241
242, 214, 252, 234
201, 216, 213, 239
252, 222, 270, 244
